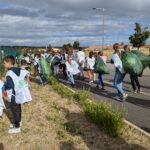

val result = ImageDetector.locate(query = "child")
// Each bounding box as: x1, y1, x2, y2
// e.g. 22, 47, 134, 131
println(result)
111, 43, 128, 101
124, 45, 141, 93
0, 80, 6, 117
20, 60, 32, 103
65, 56, 80, 88
4, 55, 22, 134
86, 51, 95, 83
34, 54, 39, 77
96, 51, 107, 90
38, 54, 47, 85
76, 47, 85, 80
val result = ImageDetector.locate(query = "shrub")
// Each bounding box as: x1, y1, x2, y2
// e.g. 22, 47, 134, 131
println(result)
83, 102, 125, 137
48, 76, 59, 85
57, 84, 74, 99
73, 90, 90, 105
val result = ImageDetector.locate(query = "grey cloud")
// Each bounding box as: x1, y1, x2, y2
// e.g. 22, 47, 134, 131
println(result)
0, 0, 150, 46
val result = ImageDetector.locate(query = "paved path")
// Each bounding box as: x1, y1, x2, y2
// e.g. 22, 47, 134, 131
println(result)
59, 63, 150, 133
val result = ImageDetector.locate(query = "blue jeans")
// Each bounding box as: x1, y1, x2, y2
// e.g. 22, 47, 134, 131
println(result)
68, 74, 75, 85
98, 73, 104, 88
114, 70, 126, 97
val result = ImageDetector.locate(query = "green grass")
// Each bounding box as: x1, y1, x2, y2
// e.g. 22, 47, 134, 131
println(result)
73, 90, 90, 105
83, 101, 125, 137
48, 76, 126, 137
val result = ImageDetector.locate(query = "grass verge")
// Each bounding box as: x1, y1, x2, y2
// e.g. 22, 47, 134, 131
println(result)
48, 76, 125, 137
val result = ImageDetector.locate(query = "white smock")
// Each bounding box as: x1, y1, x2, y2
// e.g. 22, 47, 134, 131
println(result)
0, 80, 6, 116
20, 69, 32, 103
6, 70, 27, 104
112, 53, 125, 74
65, 60, 80, 75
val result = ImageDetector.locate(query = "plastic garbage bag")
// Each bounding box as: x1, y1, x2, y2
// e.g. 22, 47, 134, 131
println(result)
40, 58, 53, 77
94, 58, 109, 74
132, 50, 150, 69
51, 56, 61, 66
122, 52, 143, 76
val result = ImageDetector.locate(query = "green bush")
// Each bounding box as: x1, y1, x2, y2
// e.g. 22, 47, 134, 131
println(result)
73, 90, 90, 105
48, 76, 59, 85
83, 102, 125, 137
57, 85, 74, 99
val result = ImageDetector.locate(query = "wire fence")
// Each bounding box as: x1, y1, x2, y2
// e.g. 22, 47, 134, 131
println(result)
0, 48, 19, 78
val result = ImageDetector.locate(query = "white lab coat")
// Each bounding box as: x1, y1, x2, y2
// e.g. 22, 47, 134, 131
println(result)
6, 70, 26, 104
86, 57, 95, 70
20, 69, 32, 103
112, 53, 125, 74
65, 60, 80, 75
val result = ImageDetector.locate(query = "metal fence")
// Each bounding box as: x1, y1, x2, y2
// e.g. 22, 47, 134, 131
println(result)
0, 48, 19, 78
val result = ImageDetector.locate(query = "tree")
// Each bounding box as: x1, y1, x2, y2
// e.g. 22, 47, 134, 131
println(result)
73, 40, 80, 49
120, 42, 124, 46
47, 44, 53, 51
62, 43, 72, 51
129, 23, 150, 49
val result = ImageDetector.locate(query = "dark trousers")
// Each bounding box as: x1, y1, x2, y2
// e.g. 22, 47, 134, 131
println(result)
98, 73, 104, 88
39, 73, 47, 85
130, 75, 141, 91
10, 95, 21, 128
34, 65, 38, 77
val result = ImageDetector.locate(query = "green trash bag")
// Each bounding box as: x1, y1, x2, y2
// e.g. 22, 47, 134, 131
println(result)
51, 56, 61, 66
46, 55, 52, 63
40, 58, 53, 77
132, 50, 150, 69
122, 52, 143, 76
94, 58, 109, 74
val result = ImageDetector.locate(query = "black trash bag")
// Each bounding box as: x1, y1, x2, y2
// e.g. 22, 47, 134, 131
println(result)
51, 56, 61, 66
94, 58, 109, 74
122, 52, 143, 76
132, 50, 150, 69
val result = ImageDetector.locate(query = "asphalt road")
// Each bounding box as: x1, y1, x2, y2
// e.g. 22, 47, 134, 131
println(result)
59, 63, 150, 133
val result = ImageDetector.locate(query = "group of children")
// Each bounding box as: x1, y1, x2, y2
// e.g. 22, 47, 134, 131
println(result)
0, 56, 32, 134
61, 45, 144, 101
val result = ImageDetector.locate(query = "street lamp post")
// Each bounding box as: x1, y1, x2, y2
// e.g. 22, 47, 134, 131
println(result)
93, 7, 105, 50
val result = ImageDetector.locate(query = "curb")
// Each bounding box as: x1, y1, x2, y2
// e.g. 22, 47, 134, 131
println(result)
124, 120, 150, 138
60, 81, 150, 139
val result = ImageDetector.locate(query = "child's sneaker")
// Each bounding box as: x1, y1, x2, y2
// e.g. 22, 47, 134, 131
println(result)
96, 85, 99, 89
137, 89, 142, 93
101, 87, 106, 91
133, 90, 137, 94
89, 80, 93, 84
121, 93, 128, 101
10, 122, 22, 128
8, 127, 21, 134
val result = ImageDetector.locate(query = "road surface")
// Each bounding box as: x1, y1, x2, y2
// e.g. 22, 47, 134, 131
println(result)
59, 63, 150, 133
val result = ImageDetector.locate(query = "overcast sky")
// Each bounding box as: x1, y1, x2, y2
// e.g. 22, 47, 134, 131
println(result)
0, 0, 150, 47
